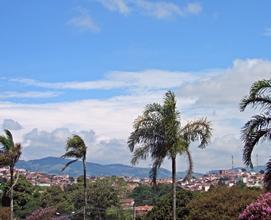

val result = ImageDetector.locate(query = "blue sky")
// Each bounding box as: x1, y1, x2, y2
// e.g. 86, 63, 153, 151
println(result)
0, 0, 271, 172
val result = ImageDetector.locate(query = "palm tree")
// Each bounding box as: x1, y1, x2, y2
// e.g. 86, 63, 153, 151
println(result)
240, 78, 271, 191
0, 129, 22, 220
128, 91, 212, 220
62, 135, 88, 220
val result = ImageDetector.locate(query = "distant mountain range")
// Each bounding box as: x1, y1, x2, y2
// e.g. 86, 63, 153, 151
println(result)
16, 157, 203, 178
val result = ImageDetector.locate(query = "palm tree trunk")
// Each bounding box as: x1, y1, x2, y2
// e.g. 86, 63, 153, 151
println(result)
172, 156, 176, 220
83, 157, 87, 220
9, 165, 14, 220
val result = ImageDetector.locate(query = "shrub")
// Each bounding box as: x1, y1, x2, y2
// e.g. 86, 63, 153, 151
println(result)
239, 192, 271, 220
186, 186, 262, 220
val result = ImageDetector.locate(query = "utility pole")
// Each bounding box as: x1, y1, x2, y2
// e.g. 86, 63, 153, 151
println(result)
133, 203, 136, 220
231, 155, 234, 170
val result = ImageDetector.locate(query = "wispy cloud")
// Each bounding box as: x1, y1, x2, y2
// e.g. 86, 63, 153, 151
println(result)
97, 0, 130, 15
0, 91, 60, 99
185, 2, 202, 15
67, 7, 100, 32
96, 0, 203, 19
9, 70, 199, 91
263, 27, 271, 37
134, 0, 183, 19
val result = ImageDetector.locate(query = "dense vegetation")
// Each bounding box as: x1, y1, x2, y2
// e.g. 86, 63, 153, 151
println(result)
0, 176, 124, 219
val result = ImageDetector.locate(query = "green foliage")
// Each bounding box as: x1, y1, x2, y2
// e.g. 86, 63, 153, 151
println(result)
1, 176, 42, 218
185, 186, 262, 220
68, 178, 120, 219
146, 188, 195, 220
106, 207, 133, 220
131, 184, 172, 206
40, 185, 74, 215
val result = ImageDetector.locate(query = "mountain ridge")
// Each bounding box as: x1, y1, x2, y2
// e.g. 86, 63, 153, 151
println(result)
16, 156, 203, 178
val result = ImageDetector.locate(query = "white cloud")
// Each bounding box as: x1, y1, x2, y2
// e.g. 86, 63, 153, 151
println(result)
134, 0, 182, 19
0, 91, 60, 99
2, 119, 23, 130
22, 128, 96, 160
1, 58, 271, 172
67, 7, 100, 32
96, 0, 203, 19
97, 0, 130, 15
176, 59, 271, 107
185, 2, 202, 15
10, 70, 199, 91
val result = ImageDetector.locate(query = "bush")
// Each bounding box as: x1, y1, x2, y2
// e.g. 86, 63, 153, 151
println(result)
26, 207, 56, 220
0, 207, 10, 220
239, 192, 271, 220
185, 186, 262, 220
146, 189, 195, 220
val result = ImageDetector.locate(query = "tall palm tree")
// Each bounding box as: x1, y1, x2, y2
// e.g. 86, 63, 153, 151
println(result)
0, 129, 22, 220
62, 135, 88, 220
240, 78, 271, 191
128, 91, 212, 220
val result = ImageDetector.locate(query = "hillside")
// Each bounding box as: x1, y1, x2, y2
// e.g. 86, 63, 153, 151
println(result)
16, 156, 203, 178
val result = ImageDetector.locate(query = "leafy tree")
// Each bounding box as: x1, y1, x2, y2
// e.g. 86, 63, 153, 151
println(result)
13, 176, 41, 218
106, 207, 133, 220
128, 91, 212, 220
2, 177, 42, 218
240, 78, 271, 191
62, 135, 87, 220
146, 188, 195, 220
69, 178, 120, 220
185, 186, 262, 220
131, 184, 172, 206
0, 130, 22, 220
40, 185, 74, 215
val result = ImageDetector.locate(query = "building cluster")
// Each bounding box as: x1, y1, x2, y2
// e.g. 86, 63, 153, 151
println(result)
179, 169, 264, 191
123, 169, 264, 192
0, 167, 72, 188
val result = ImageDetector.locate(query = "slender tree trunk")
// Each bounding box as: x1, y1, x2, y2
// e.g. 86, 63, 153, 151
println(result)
172, 157, 176, 220
9, 165, 14, 220
83, 156, 87, 220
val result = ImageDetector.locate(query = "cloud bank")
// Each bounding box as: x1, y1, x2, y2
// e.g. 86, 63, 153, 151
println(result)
1, 59, 270, 172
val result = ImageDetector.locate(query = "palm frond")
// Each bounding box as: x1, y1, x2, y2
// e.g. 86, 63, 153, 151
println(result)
131, 145, 150, 165
181, 118, 212, 148
128, 114, 164, 152
182, 149, 193, 182
241, 115, 271, 167
149, 156, 164, 186
65, 135, 86, 157
143, 103, 163, 117
249, 78, 271, 98
242, 130, 268, 168
61, 159, 78, 171
0, 130, 14, 150
264, 159, 271, 191
12, 143, 22, 164
0, 152, 11, 167
62, 150, 82, 159
240, 96, 271, 112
